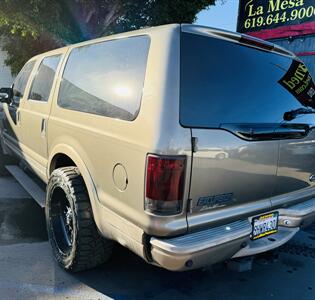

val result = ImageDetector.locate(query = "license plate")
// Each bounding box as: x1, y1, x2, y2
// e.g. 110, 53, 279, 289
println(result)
251, 212, 278, 240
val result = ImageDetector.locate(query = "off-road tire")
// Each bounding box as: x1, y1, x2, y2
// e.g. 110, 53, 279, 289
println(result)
46, 166, 113, 272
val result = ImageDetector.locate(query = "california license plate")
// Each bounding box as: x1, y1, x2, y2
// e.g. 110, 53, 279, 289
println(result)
251, 212, 279, 240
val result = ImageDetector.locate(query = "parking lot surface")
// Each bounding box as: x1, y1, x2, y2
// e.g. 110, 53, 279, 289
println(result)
0, 171, 315, 299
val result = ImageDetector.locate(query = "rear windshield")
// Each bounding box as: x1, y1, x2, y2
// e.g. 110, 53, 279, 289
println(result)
180, 32, 315, 128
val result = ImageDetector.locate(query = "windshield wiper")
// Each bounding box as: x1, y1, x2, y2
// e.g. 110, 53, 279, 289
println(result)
283, 108, 315, 121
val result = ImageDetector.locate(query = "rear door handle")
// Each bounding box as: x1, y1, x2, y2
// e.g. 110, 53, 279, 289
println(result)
41, 119, 46, 137
274, 125, 309, 139
16, 110, 20, 125
220, 124, 278, 141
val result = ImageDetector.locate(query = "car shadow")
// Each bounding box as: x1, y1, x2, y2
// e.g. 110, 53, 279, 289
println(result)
71, 244, 212, 299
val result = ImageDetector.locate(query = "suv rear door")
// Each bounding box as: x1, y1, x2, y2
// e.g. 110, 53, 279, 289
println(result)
272, 116, 315, 205
271, 61, 315, 204
19, 51, 64, 181
180, 30, 314, 230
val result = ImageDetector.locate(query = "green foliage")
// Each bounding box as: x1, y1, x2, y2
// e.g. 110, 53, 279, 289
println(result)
0, 0, 216, 75
115, 0, 216, 32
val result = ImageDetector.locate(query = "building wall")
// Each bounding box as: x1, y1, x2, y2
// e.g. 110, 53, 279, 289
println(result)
0, 49, 14, 87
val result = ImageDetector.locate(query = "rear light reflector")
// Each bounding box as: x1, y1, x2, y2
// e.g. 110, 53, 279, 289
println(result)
145, 155, 186, 215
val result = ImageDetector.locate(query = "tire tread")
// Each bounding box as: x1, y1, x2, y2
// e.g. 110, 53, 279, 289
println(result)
46, 166, 113, 272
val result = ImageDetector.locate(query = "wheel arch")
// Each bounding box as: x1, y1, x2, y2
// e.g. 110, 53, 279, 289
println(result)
48, 145, 101, 227
49, 153, 76, 172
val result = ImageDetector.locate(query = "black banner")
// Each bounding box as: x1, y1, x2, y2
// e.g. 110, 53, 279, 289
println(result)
237, 0, 315, 33
279, 60, 315, 107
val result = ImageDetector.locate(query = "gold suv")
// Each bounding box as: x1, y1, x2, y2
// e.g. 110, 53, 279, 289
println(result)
1, 24, 315, 272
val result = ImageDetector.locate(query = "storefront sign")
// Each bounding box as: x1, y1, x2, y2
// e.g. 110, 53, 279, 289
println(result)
237, 0, 315, 34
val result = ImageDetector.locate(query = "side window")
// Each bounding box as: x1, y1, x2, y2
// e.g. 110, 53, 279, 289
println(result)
58, 36, 150, 121
29, 55, 61, 102
12, 61, 35, 106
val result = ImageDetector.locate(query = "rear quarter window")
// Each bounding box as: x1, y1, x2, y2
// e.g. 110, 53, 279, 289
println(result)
58, 35, 150, 121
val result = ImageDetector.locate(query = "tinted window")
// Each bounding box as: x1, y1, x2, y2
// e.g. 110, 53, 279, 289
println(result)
29, 55, 61, 102
180, 33, 315, 128
12, 61, 35, 105
58, 36, 150, 121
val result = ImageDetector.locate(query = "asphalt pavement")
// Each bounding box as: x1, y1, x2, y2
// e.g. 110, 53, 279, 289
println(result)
0, 169, 315, 299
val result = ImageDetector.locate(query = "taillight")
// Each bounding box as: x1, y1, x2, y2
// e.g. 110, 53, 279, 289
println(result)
145, 155, 186, 215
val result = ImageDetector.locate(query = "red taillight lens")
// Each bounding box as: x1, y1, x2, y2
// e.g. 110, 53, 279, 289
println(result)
145, 155, 186, 215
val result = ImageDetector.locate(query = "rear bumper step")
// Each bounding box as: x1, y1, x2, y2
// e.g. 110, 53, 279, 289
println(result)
150, 197, 315, 271
278, 198, 315, 228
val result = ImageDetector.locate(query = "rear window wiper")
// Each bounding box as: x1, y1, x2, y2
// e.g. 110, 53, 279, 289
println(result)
283, 108, 315, 121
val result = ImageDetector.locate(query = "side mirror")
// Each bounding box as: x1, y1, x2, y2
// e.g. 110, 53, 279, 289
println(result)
0, 87, 13, 104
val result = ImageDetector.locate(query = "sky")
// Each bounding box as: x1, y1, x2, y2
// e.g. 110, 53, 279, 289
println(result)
196, 0, 240, 32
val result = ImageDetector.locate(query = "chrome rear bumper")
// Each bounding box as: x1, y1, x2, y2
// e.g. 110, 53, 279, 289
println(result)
150, 197, 315, 271
278, 198, 315, 228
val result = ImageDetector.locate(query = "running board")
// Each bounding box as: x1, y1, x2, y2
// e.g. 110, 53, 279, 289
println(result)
5, 165, 45, 208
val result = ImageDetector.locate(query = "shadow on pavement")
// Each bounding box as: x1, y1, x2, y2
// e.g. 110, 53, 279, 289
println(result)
74, 244, 210, 300
0, 197, 47, 245
71, 224, 315, 299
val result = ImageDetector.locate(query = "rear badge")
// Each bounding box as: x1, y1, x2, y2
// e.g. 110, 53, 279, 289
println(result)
196, 193, 234, 211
